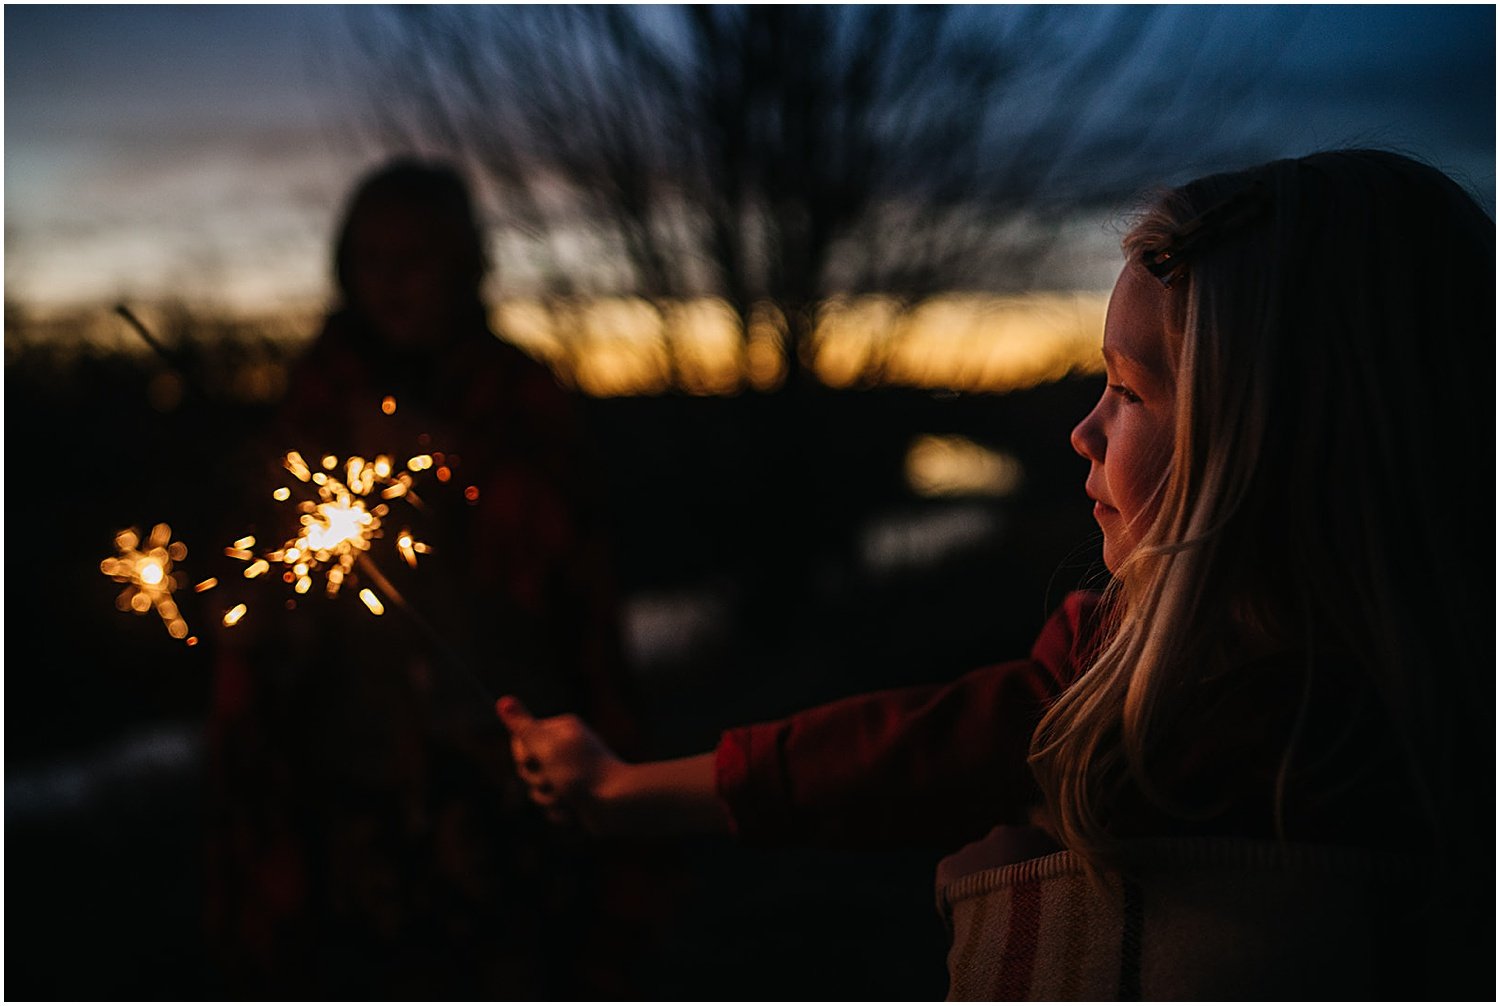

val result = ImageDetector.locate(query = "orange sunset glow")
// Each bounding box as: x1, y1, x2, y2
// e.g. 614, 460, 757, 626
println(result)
497, 292, 1108, 397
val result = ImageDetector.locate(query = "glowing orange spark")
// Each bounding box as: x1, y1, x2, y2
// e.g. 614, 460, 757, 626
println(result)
101, 523, 195, 642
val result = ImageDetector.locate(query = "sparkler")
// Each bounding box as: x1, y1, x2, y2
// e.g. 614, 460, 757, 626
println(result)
221, 449, 432, 619
100, 523, 201, 645
105, 299, 494, 702
219, 441, 493, 704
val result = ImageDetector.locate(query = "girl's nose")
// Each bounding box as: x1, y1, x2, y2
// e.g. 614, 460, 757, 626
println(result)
1071, 404, 1104, 463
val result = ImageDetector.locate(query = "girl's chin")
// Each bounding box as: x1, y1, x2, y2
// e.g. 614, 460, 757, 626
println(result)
1100, 537, 1128, 576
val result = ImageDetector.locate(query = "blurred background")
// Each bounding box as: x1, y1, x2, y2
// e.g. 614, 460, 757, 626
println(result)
5, 5, 1494, 999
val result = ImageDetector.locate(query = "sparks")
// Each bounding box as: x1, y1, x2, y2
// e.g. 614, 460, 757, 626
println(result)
101, 523, 196, 641
226, 449, 434, 614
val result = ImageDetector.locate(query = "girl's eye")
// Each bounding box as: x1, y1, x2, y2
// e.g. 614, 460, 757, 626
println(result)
1108, 383, 1142, 404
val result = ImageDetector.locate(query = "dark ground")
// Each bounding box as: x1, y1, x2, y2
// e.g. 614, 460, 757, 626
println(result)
4, 335, 1104, 1000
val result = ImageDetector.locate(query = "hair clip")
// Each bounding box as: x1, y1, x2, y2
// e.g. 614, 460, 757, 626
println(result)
1141, 182, 1271, 288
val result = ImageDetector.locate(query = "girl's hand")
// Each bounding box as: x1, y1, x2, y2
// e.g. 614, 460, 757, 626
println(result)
495, 695, 732, 838
496, 696, 622, 829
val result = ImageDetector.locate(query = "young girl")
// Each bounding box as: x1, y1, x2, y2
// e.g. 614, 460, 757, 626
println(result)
497, 149, 1494, 997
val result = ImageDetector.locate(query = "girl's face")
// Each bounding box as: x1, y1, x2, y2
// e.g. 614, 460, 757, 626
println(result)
1071, 263, 1178, 573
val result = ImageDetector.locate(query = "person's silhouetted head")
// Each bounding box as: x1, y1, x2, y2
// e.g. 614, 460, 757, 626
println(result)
334, 159, 489, 351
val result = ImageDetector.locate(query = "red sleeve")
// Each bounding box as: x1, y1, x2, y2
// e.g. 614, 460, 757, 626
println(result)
715, 590, 1103, 849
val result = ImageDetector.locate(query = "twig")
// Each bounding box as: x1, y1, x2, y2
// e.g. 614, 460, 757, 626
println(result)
115, 304, 189, 375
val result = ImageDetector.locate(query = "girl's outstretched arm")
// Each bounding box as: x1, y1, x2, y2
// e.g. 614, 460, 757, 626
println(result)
497, 590, 1102, 847
497, 696, 732, 837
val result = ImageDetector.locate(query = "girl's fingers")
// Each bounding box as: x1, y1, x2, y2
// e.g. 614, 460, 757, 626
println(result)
495, 695, 534, 732
509, 735, 541, 778
497, 696, 580, 819
515, 762, 548, 791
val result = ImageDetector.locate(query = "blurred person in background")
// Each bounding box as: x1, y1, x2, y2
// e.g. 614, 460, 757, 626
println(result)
204, 160, 647, 998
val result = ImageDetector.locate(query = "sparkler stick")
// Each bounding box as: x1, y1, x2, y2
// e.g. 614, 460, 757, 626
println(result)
355, 553, 494, 705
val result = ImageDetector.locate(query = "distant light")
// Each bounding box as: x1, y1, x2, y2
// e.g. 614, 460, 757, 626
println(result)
223, 604, 247, 627
860, 504, 1002, 574
746, 301, 789, 392
147, 372, 183, 413
381, 395, 397, 415
906, 435, 1025, 499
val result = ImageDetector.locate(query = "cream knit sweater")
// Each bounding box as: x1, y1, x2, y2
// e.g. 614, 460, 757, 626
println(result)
937, 831, 1423, 1000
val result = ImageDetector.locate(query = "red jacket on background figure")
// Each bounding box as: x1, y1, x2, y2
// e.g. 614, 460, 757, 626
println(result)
205, 310, 644, 998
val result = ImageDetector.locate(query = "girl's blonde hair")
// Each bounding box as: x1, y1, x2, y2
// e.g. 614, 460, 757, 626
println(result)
1030, 150, 1494, 869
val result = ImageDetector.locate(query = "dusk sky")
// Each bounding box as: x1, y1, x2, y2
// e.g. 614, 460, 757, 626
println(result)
4, 4, 1494, 319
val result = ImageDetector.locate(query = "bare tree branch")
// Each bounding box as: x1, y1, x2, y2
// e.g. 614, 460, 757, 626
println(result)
343, 4, 1289, 387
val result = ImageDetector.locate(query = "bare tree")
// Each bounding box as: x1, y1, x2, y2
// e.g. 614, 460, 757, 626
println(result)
332, 4, 1304, 630
344, 5, 1298, 392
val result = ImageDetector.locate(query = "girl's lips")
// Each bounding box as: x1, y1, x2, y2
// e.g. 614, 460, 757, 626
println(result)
1092, 499, 1118, 518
